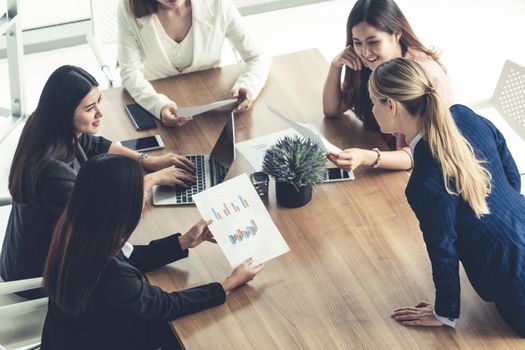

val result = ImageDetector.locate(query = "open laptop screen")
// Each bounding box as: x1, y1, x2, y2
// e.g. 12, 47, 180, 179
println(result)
209, 112, 235, 168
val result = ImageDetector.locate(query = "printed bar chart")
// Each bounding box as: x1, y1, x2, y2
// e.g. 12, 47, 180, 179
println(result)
211, 208, 222, 220
228, 220, 258, 245
239, 196, 249, 208
211, 196, 250, 220
194, 173, 290, 267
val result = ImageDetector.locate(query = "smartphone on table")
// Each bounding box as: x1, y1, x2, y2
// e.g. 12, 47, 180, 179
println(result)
323, 168, 354, 183
125, 103, 158, 130
116, 135, 165, 152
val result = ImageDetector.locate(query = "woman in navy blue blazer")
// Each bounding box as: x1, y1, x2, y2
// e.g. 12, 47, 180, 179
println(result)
368, 57, 525, 336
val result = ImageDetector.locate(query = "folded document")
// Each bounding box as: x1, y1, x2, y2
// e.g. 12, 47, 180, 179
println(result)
176, 98, 237, 117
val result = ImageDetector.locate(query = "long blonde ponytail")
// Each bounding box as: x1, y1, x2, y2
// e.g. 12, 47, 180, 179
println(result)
369, 58, 491, 217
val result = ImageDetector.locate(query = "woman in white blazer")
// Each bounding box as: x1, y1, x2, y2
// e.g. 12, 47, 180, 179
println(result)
118, 0, 271, 127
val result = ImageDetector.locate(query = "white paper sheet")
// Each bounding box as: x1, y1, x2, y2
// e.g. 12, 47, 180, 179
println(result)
177, 98, 237, 117
193, 174, 290, 267
235, 128, 301, 171
266, 105, 342, 154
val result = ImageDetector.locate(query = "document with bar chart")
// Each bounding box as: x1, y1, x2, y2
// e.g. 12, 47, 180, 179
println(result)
193, 173, 290, 267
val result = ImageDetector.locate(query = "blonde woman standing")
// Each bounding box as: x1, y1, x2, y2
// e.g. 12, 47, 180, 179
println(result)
369, 58, 525, 336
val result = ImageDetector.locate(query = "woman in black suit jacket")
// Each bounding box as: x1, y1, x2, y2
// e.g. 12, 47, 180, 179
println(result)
368, 58, 525, 336
0, 66, 196, 298
41, 154, 263, 350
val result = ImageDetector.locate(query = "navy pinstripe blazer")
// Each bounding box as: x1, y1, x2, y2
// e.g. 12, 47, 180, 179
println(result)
405, 104, 525, 319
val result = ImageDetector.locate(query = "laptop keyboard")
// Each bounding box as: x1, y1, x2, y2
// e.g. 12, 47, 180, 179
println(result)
171, 155, 229, 204
175, 155, 206, 204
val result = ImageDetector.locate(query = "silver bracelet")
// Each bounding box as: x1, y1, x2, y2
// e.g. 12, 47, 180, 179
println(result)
371, 148, 381, 168
137, 152, 149, 165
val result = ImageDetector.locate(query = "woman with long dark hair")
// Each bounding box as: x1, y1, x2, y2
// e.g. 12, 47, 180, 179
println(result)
369, 58, 525, 336
0, 65, 196, 298
324, 0, 454, 172
41, 154, 262, 349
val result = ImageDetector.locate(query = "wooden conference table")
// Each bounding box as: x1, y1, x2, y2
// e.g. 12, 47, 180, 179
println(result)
100, 49, 523, 349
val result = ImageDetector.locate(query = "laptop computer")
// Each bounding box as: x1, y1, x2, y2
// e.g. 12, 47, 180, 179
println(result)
152, 112, 236, 205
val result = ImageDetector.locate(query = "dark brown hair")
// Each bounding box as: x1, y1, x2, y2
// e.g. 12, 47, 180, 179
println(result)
43, 154, 144, 315
128, 0, 158, 18
343, 0, 440, 131
8, 65, 98, 205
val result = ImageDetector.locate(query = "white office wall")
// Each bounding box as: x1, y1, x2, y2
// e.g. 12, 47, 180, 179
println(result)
19, 0, 90, 29
17, 0, 301, 30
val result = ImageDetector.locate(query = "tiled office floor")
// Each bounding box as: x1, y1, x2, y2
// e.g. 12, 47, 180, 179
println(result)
1, 0, 524, 190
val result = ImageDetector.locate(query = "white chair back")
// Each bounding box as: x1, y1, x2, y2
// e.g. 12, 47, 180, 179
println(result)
492, 60, 525, 143
0, 122, 24, 201
0, 278, 47, 350
87, 0, 120, 87
89, 0, 119, 45
0, 202, 46, 350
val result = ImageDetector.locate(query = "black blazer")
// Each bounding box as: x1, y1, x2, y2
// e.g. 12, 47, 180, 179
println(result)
406, 104, 525, 319
0, 134, 111, 298
41, 234, 226, 350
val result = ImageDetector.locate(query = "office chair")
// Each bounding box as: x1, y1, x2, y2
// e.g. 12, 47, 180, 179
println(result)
86, 0, 120, 88
0, 198, 46, 350
491, 60, 525, 143
0, 197, 10, 207
491, 60, 525, 193
0, 278, 47, 350
470, 60, 525, 192
0, 121, 24, 202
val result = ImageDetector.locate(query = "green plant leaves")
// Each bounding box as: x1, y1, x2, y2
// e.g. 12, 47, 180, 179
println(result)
262, 135, 326, 187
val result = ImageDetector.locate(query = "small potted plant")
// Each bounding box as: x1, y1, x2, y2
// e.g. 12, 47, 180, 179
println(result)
262, 135, 326, 208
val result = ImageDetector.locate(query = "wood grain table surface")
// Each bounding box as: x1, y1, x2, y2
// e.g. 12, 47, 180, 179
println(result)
100, 49, 524, 350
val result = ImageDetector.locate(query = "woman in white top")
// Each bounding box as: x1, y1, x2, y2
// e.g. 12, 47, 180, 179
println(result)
118, 0, 271, 127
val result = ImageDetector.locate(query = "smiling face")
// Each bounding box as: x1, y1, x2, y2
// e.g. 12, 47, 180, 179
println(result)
352, 21, 402, 71
73, 87, 103, 136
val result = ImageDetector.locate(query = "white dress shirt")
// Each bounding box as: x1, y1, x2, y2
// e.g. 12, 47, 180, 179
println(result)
152, 15, 194, 73
117, 0, 271, 119
409, 133, 423, 155
121, 241, 134, 258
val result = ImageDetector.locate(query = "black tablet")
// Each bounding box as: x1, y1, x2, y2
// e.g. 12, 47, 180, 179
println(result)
124, 103, 158, 130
